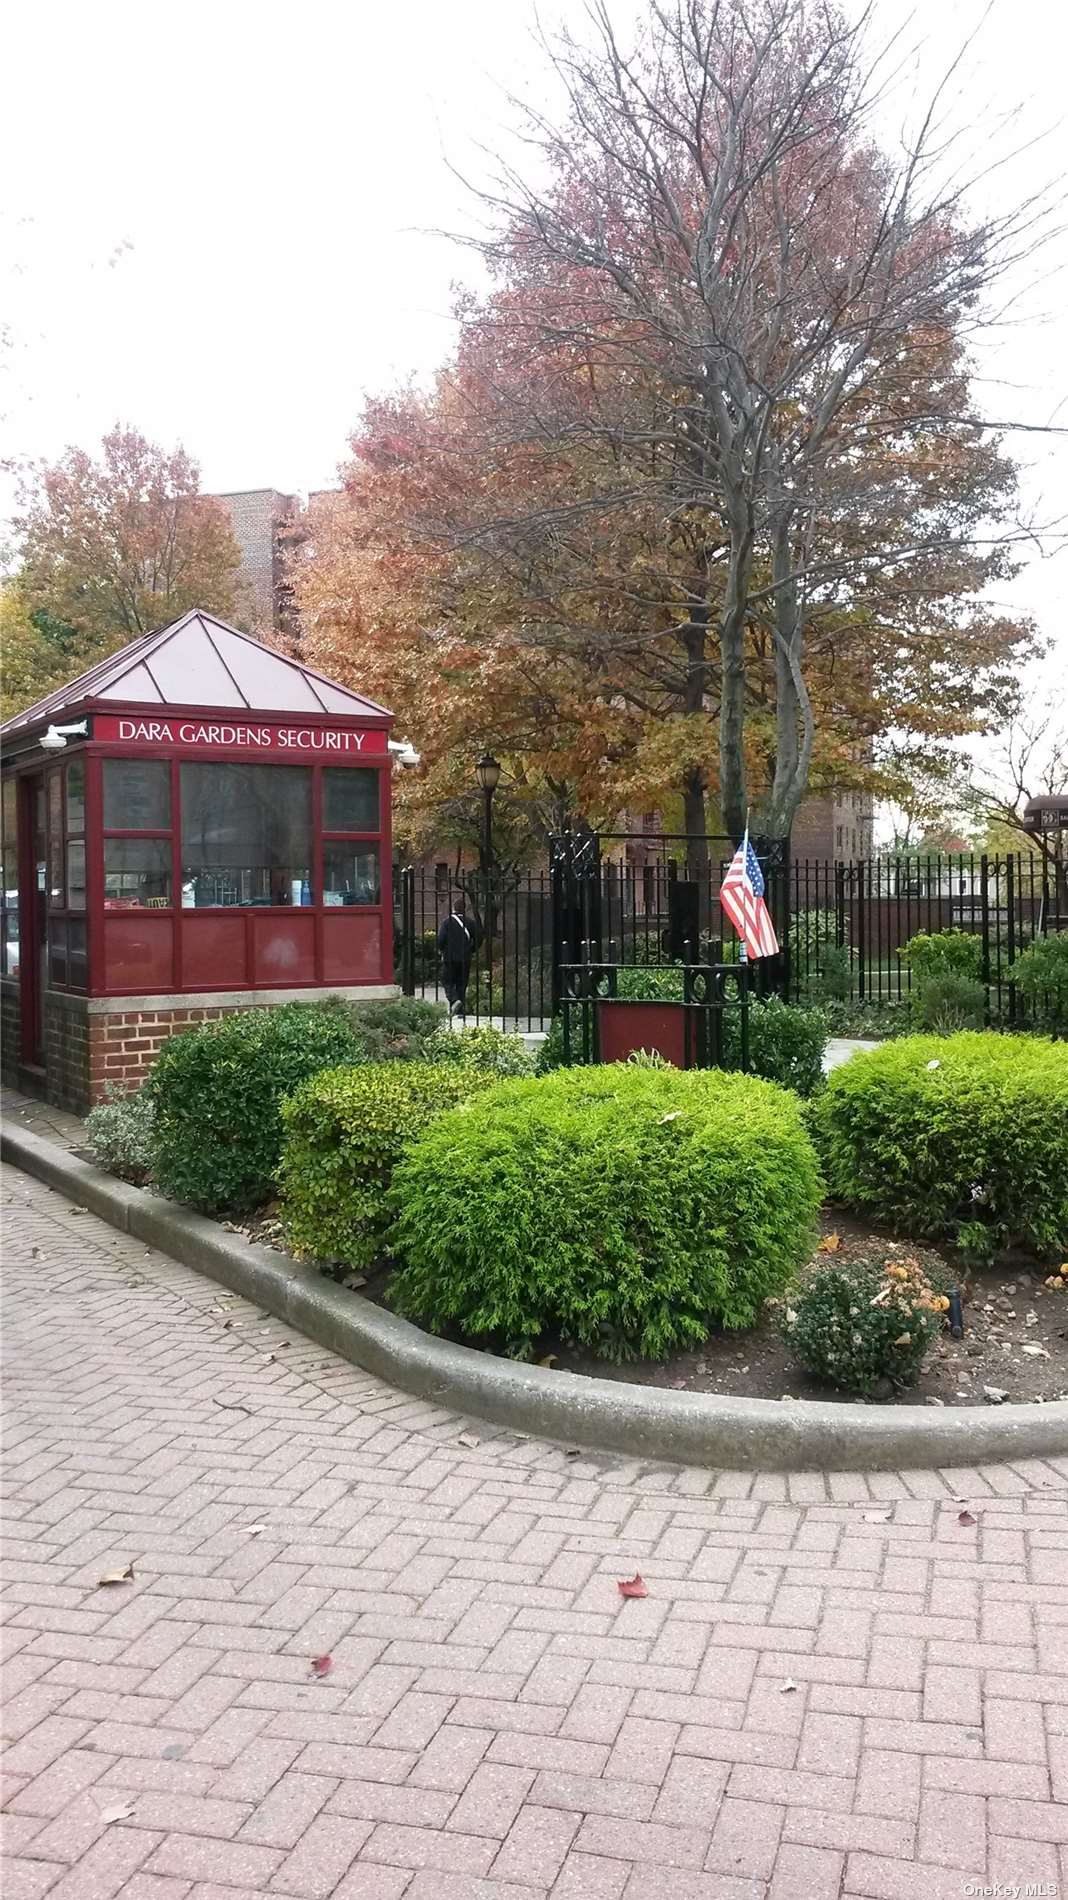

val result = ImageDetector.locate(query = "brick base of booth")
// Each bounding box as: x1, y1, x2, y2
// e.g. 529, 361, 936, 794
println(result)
0, 982, 398, 1113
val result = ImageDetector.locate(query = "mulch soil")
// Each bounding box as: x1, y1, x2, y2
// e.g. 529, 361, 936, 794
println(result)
238, 1201, 1068, 1410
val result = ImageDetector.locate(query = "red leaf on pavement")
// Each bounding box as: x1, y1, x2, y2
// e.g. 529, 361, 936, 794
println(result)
957, 1509, 977, 1526
310, 1654, 333, 1677
617, 1574, 648, 1599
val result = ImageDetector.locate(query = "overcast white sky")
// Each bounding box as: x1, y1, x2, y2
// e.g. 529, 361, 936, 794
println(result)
2, 0, 1066, 713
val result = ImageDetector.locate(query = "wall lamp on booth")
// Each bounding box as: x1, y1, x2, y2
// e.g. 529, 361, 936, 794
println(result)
39, 721, 88, 753
389, 737, 422, 769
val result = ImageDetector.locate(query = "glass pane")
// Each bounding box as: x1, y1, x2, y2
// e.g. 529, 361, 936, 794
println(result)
181, 763, 313, 906
103, 759, 171, 831
3, 910, 19, 977
322, 842, 380, 906
1, 776, 15, 848
104, 839, 172, 908
49, 917, 68, 987
323, 767, 379, 833
66, 840, 87, 911
48, 773, 64, 908
66, 758, 86, 832
68, 917, 87, 989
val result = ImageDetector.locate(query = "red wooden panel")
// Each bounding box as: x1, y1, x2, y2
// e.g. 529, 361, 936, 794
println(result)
251, 912, 316, 985
181, 913, 248, 990
321, 911, 383, 984
103, 914, 174, 992
597, 1000, 687, 1067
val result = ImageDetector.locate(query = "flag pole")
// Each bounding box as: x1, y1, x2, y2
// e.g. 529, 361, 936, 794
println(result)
738, 809, 750, 966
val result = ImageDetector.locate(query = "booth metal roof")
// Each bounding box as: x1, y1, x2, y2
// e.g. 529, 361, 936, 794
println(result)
1, 610, 391, 737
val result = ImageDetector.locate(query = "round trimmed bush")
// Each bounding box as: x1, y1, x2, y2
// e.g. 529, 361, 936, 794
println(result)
389, 1064, 822, 1361
149, 1001, 366, 1214
279, 1061, 499, 1270
810, 1032, 1068, 1260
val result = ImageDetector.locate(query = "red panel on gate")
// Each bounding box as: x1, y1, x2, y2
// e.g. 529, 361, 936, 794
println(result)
103, 914, 174, 991
181, 913, 247, 989
597, 1000, 688, 1067
321, 911, 383, 984
251, 913, 316, 985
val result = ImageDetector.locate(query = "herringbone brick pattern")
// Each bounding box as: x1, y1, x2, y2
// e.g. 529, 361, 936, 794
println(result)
3, 1161, 1068, 1900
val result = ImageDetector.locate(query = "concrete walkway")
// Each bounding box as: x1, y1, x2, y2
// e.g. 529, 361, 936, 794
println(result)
3, 1163, 1067, 1900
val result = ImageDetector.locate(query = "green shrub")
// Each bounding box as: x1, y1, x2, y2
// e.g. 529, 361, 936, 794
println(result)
149, 1001, 366, 1214
902, 927, 983, 982
810, 1032, 1068, 1260
348, 996, 447, 1061
423, 1024, 535, 1076
389, 1064, 822, 1361
279, 1061, 498, 1268
822, 998, 909, 1040
723, 996, 828, 1098
910, 970, 987, 1031
1012, 932, 1068, 1036
84, 1085, 155, 1185
789, 909, 851, 998
782, 1250, 949, 1394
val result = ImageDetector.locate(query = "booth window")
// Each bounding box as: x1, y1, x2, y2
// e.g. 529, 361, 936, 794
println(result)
1, 777, 18, 977
181, 763, 313, 907
103, 759, 172, 909
321, 766, 380, 907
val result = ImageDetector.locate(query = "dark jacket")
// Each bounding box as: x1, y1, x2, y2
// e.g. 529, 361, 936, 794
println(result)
437, 911, 476, 965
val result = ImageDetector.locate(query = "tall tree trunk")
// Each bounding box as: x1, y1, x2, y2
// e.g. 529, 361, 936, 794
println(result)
719, 514, 754, 842
765, 518, 814, 840
682, 595, 710, 877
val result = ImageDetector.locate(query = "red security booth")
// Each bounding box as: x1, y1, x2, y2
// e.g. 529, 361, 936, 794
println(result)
0, 610, 396, 1110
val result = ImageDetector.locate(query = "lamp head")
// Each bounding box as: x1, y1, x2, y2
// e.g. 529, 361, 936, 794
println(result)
40, 721, 87, 752
475, 753, 502, 792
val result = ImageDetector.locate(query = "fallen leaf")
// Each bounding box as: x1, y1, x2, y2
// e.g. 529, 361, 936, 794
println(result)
658, 1110, 683, 1124
238, 1523, 268, 1537
457, 1433, 480, 1449
817, 1232, 842, 1253
779, 1678, 799, 1694
537, 1354, 558, 1368
99, 1801, 136, 1823
97, 1562, 135, 1587
957, 1510, 977, 1527
310, 1654, 333, 1677
617, 1574, 648, 1599
564, 1448, 582, 1459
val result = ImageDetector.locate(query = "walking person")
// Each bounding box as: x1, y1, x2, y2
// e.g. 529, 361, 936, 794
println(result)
437, 896, 478, 1018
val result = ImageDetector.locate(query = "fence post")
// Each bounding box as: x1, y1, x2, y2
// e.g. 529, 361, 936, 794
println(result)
980, 854, 991, 1025
855, 861, 867, 1002
400, 866, 416, 996
1006, 854, 1017, 1026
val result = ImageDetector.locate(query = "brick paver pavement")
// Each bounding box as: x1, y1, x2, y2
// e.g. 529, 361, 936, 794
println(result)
3, 1161, 1068, 1900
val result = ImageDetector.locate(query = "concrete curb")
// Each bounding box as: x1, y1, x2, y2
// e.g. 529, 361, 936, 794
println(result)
5, 1119, 1068, 1472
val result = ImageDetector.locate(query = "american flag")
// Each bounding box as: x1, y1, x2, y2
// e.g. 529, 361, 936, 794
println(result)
720, 835, 779, 960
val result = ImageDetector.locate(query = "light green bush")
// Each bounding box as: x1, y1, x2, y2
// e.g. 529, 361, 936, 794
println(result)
1012, 932, 1068, 1037
84, 1085, 155, 1185
149, 1002, 366, 1214
389, 1064, 822, 1361
423, 1024, 535, 1076
279, 1061, 497, 1269
810, 1032, 1068, 1260
722, 995, 828, 1098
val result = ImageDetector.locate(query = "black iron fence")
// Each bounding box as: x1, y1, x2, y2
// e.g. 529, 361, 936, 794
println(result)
396, 848, 1062, 1034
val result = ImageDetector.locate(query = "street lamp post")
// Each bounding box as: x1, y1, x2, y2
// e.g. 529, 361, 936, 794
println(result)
474, 755, 501, 1025
475, 754, 501, 875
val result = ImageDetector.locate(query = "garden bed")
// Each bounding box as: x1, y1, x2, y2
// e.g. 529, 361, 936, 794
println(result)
232, 1202, 1068, 1409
